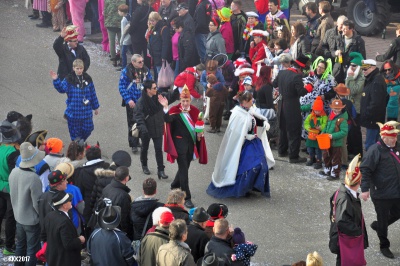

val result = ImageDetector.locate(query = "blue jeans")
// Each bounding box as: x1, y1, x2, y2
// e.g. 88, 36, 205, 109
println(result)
365, 128, 380, 151
195, 33, 207, 63
121, 44, 133, 68
174, 60, 180, 78
15, 222, 40, 266
154, 65, 161, 85
307, 147, 322, 160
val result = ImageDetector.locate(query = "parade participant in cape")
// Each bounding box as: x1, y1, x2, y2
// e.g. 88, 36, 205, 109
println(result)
118, 54, 152, 153
158, 86, 207, 209
248, 29, 269, 84
360, 121, 400, 259
329, 159, 368, 265
207, 91, 271, 199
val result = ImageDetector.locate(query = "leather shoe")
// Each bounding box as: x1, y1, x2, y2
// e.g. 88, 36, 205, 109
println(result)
380, 247, 394, 259
157, 171, 168, 179
278, 152, 288, 157
289, 157, 307, 164
142, 166, 151, 175
131, 147, 138, 153
184, 199, 194, 209
36, 22, 51, 28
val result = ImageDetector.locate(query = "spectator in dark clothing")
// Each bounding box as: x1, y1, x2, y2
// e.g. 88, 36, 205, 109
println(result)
311, 0, 334, 55
230, 0, 247, 60
164, 189, 190, 224
130, 178, 164, 240
176, 3, 195, 35
158, 0, 178, 24
129, 0, 153, 68
304, 2, 320, 44
172, 17, 198, 72
53, 26, 91, 80
186, 207, 210, 263
321, 15, 348, 61
193, 0, 212, 62
101, 166, 133, 240
376, 25, 400, 65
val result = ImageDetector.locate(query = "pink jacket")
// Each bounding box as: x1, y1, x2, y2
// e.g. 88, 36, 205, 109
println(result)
220, 22, 234, 54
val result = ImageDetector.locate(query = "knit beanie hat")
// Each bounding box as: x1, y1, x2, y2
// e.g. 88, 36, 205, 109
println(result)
46, 138, 63, 153
232, 227, 245, 244
312, 96, 324, 112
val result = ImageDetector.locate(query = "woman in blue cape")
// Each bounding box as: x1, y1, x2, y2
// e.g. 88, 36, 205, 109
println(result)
206, 91, 272, 198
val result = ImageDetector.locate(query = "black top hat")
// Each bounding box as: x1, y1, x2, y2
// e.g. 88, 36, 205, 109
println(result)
207, 203, 228, 220
52, 191, 73, 207
98, 205, 121, 230
292, 53, 310, 69
0, 120, 21, 144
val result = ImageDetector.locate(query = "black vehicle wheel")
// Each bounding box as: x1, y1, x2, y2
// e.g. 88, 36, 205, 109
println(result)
347, 0, 390, 36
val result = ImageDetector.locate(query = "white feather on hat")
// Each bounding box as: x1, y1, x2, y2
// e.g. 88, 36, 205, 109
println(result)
234, 68, 255, 77
250, 30, 269, 37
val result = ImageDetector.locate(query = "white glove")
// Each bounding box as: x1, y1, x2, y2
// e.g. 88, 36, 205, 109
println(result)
245, 134, 256, 141
263, 120, 270, 131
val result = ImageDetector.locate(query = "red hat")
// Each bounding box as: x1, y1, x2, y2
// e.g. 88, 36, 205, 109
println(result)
312, 96, 324, 112
234, 67, 254, 77
159, 211, 175, 226
46, 138, 63, 153
64, 25, 78, 42
250, 30, 269, 37
377, 121, 400, 137
233, 58, 247, 69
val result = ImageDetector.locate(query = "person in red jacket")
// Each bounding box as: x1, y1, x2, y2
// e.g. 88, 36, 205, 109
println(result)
249, 29, 269, 84
174, 65, 205, 99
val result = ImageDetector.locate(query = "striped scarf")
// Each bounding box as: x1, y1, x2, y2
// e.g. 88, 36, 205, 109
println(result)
242, 21, 258, 41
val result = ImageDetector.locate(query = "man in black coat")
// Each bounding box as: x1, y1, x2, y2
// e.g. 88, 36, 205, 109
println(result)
101, 166, 133, 240
272, 54, 311, 163
173, 17, 198, 72
376, 25, 400, 65
329, 155, 368, 265
53, 26, 90, 80
176, 3, 195, 35
159, 0, 178, 24
135, 80, 179, 177
359, 59, 387, 151
360, 121, 400, 259
41, 191, 84, 266
193, 0, 212, 62
130, 177, 164, 240
186, 207, 210, 263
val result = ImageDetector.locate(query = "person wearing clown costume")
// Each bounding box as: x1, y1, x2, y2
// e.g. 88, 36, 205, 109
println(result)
360, 121, 400, 259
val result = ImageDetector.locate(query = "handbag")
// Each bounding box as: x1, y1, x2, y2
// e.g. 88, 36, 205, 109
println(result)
333, 190, 367, 266
157, 61, 174, 88
131, 123, 139, 138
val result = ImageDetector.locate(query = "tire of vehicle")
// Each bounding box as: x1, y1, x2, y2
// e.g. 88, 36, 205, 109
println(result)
347, 0, 390, 36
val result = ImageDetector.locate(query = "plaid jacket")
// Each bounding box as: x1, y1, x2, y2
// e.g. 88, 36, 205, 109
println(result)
53, 73, 100, 120
118, 64, 152, 104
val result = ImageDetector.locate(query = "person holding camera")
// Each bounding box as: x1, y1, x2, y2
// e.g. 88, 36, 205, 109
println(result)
50, 59, 100, 141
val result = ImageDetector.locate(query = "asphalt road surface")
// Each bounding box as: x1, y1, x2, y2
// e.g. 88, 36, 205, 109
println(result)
1, 0, 400, 265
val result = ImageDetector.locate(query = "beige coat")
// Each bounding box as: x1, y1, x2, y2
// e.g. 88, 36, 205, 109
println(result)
156, 240, 196, 266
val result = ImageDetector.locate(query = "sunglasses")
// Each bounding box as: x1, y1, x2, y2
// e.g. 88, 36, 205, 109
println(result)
384, 68, 392, 72
350, 64, 357, 67
361, 67, 371, 71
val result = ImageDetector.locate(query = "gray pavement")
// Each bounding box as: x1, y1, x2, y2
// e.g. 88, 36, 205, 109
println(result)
1, 0, 400, 265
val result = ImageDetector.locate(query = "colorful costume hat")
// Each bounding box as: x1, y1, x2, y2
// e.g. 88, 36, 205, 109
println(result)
312, 96, 324, 111
250, 30, 269, 37
64, 25, 79, 42
180, 85, 191, 99
349, 52, 364, 66
25, 130, 47, 148
334, 83, 350, 96
344, 154, 362, 186
377, 121, 400, 137
217, 7, 232, 22
329, 99, 346, 109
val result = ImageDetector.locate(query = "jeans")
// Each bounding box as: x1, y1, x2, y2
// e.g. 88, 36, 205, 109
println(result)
174, 60, 180, 78
121, 44, 133, 68
195, 33, 207, 63
365, 128, 380, 151
140, 135, 164, 171
307, 147, 322, 160
15, 223, 40, 266
154, 65, 161, 86
86, 0, 100, 32
0, 192, 16, 249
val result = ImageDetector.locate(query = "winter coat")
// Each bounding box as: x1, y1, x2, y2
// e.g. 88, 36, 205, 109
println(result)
205, 236, 236, 265
311, 13, 334, 55
304, 113, 328, 148
165, 204, 190, 224
384, 72, 400, 119
329, 183, 368, 254
42, 211, 82, 266
186, 222, 210, 263
38, 188, 60, 239
181, 12, 196, 34
359, 68, 387, 129
130, 197, 163, 240
206, 30, 226, 58
193, 0, 212, 34
376, 36, 400, 65
148, 20, 172, 66
345, 66, 365, 113
233, 243, 258, 266
291, 34, 311, 59
53, 36, 90, 80
102, 179, 133, 239
129, 4, 153, 44
335, 32, 366, 69
157, 240, 196, 266
75, 159, 110, 223
119, 64, 152, 105
158, 1, 178, 24
322, 111, 348, 147
104, 0, 125, 28
230, 11, 247, 53
220, 22, 234, 54
139, 226, 170, 266
135, 93, 165, 138
87, 228, 135, 266
305, 14, 320, 43
360, 139, 400, 199
178, 29, 198, 72
90, 167, 115, 210
174, 68, 201, 99
321, 26, 341, 60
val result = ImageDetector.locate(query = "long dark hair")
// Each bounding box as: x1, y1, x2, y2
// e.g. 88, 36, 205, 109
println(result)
66, 140, 85, 161
255, 66, 272, 91
290, 22, 306, 46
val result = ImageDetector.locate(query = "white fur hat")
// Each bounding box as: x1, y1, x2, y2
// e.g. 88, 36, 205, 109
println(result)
234, 68, 255, 77
250, 30, 269, 37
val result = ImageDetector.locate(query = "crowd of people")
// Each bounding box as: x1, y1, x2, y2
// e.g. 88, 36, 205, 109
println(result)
4, 0, 400, 264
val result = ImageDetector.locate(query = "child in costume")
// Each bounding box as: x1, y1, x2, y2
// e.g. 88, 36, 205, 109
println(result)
319, 99, 348, 180
206, 74, 228, 133
231, 227, 258, 266
50, 59, 100, 141
304, 96, 327, 169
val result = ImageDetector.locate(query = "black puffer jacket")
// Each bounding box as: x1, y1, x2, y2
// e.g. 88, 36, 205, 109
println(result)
193, 0, 212, 34
329, 183, 368, 254
359, 68, 387, 129
165, 205, 189, 224
130, 198, 163, 240
148, 20, 172, 66
360, 139, 400, 199
89, 167, 116, 210
336, 31, 366, 69
102, 179, 133, 239
75, 160, 110, 223
129, 4, 153, 44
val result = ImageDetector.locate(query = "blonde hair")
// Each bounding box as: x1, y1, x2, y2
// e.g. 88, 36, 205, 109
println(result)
73, 59, 84, 68
306, 251, 323, 266
166, 189, 186, 204
148, 11, 162, 22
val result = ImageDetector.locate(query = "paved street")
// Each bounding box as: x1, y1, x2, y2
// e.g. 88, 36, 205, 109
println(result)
1, 0, 400, 265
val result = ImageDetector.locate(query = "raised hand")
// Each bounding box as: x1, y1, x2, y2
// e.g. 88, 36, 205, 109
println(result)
158, 94, 168, 108
50, 70, 58, 80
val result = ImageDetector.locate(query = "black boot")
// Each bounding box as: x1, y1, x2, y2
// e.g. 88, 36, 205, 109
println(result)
142, 166, 150, 175
157, 171, 168, 179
